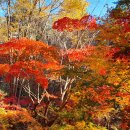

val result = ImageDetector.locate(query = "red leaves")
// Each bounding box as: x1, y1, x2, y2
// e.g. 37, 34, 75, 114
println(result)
80, 15, 97, 29
0, 38, 62, 92
4, 61, 49, 89
106, 47, 120, 59
53, 15, 97, 32
2, 60, 63, 89
5, 62, 29, 82
99, 68, 106, 76
2, 105, 22, 110
87, 85, 114, 105
0, 38, 54, 63
3, 96, 17, 104
53, 17, 75, 32
35, 76, 48, 89
62, 46, 95, 62
0, 64, 10, 76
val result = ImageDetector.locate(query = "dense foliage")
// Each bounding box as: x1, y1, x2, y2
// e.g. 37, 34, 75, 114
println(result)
0, 0, 129, 130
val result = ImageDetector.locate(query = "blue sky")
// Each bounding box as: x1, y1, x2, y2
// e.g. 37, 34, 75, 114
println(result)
0, 0, 118, 17
0, 10, 4, 16
45, 0, 118, 17
87, 0, 118, 17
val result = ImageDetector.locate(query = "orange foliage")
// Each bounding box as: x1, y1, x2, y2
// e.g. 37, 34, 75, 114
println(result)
99, 67, 106, 76
0, 38, 62, 107
0, 64, 10, 76
0, 38, 59, 64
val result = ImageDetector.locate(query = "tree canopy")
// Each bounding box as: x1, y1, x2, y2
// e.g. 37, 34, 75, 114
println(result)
0, 0, 130, 129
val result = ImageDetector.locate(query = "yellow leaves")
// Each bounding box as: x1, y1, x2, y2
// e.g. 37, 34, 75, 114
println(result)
108, 76, 122, 86
0, 108, 7, 115
90, 58, 107, 74
8, 0, 49, 39
86, 122, 107, 130
107, 63, 129, 86
128, 80, 130, 88
70, 93, 80, 105
50, 124, 75, 130
116, 96, 130, 107
71, 34, 78, 44
0, 21, 8, 42
92, 106, 115, 119
75, 121, 86, 130
65, 93, 81, 111
116, 87, 130, 108
61, 0, 89, 19
62, 125, 75, 130
14, 0, 33, 17
51, 121, 107, 130
0, 108, 43, 130
13, 0, 49, 19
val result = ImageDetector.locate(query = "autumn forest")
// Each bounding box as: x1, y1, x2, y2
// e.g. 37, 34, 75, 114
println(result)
0, 0, 129, 130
